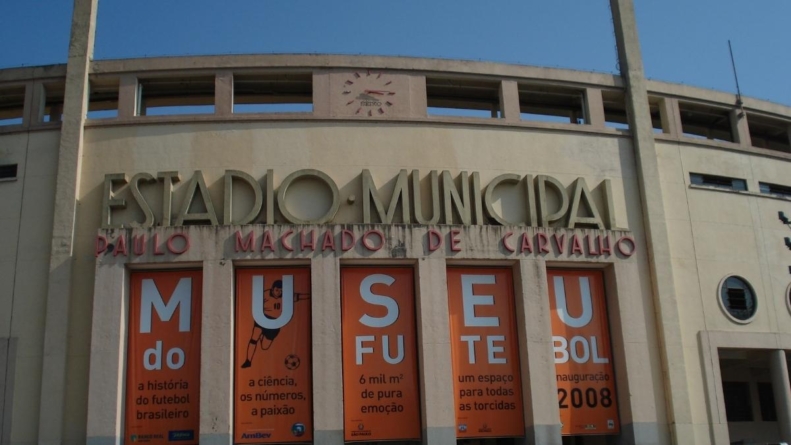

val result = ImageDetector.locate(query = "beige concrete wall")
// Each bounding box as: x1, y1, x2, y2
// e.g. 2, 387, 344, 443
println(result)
66, 122, 666, 444
658, 139, 791, 444
0, 130, 59, 445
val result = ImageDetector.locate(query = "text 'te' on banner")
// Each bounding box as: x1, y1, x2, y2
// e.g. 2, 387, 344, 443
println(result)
447, 267, 525, 439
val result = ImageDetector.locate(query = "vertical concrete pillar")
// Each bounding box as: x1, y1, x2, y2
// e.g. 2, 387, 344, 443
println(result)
585, 88, 606, 128
21, 83, 34, 127
39, 0, 99, 443
730, 108, 752, 147
311, 257, 343, 445
38, 0, 98, 445
408, 75, 428, 118
85, 262, 126, 445
513, 259, 562, 445
658, 97, 682, 136
117, 74, 139, 118
606, 263, 664, 445
0, 337, 15, 445
416, 258, 455, 445
770, 350, 791, 442
200, 260, 234, 445
0, 338, 6, 444
215, 71, 234, 116
500, 80, 521, 122
312, 71, 331, 117
610, 0, 694, 443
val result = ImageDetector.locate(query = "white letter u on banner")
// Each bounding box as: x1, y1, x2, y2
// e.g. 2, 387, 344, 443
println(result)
553, 276, 593, 328
252, 275, 294, 329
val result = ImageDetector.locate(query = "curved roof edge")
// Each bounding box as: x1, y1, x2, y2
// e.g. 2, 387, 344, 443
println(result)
1, 54, 790, 117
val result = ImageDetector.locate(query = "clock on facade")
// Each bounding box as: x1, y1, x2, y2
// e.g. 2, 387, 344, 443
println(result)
342, 70, 396, 116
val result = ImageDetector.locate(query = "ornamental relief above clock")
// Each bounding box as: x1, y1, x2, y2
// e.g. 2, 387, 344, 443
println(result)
330, 70, 412, 118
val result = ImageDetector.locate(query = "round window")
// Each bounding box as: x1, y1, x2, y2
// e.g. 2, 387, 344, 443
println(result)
718, 276, 757, 323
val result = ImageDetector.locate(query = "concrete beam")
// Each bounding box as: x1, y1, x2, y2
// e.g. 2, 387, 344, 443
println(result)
730, 108, 752, 147
500, 80, 521, 122
199, 260, 234, 445
658, 97, 682, 136
514, 259, 562, 445
771, 350, 791, 442
610, 0, 694, 443
214, 71, 233, 116
416, 259, 455, 445
585, 88, 606, 128
38, 0, 99, 443
117, 74, 138, 118
311, 257, 343, 445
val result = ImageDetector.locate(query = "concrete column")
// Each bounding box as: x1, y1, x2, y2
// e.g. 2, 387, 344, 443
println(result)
0, 338, 6, 444
21, 83, 34, 127
117, 74, 139, 118
85, 262, 126, 445
416, 258, 455, 445
500, 80, 521, 122
606, 263, 665, 445
585, 88, 606, 128
408, 75, 428, 118
311, 257, 343, 445
610, 0, 694, 443
0, 337, 15, 445
729, 108, 752, 147
215, 71, 234, 116
199, 260, 234, 445
513, 259, 562, 445
658, 97, 682, 136
312, 71, 330, 117
39, 0, 99, 442
770, 350, 791, 442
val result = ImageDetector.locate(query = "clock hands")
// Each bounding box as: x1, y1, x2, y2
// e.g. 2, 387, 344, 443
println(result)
364, 89, 396, 95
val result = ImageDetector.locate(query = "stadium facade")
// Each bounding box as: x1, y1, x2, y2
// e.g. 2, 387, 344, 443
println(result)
1, 0, 791, 444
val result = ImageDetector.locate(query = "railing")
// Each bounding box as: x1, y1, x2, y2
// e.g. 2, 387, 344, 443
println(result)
1, 54, 790, 158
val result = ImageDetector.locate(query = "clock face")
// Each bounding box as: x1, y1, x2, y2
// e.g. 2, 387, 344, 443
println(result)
342, 70, 396, 116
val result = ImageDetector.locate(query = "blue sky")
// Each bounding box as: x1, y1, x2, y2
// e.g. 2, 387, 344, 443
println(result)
1, 1, 790, 105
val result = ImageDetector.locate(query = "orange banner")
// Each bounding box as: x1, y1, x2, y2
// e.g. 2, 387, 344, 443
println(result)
125, 270, 202, 445
235, 268, 313, 443
548, 270, 619, 435
341, 267, 421, 442
447, 267, 524, 439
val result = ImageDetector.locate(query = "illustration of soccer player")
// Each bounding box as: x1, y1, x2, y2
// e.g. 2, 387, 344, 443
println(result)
241, 278, 309, 368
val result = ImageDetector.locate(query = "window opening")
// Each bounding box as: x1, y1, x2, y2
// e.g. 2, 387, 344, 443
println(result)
88, 76, 119, 119
722, 381, 753, 422
518, 83, 584, 124
759, 182, 791, 199
757, 382, 778, 422
233, 72, 313, 113
42, 82, 65, 123
0, 86, 25, 126
647, 97, 664, 133
426, 77, 501, 119
747, 112, 791, 152
138, 76, 215, 116
679, 101, 734, 142
689, 173, 747, 191
719, 276, 757, 322
0, 164, 18, 181
602, 90, 629, 130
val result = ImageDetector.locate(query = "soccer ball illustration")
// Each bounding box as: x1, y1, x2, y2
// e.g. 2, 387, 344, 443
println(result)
285, 354, 300, 370
291, 423, 305, 437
